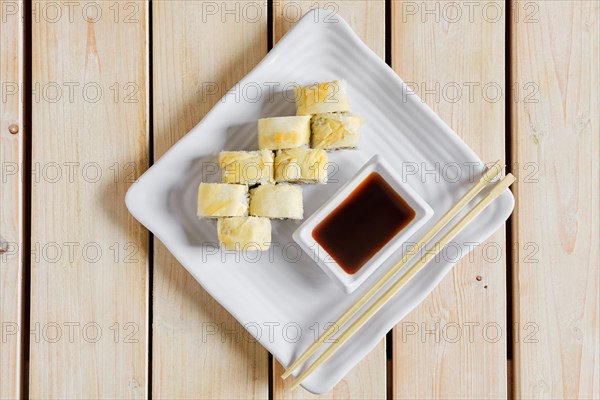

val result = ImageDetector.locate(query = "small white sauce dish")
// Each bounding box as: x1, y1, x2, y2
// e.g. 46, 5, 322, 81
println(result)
293, 155, 434, 293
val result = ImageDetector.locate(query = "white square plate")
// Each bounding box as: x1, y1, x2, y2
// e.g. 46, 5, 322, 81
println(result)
126, 9, 514, 394
293, 155, 434, 294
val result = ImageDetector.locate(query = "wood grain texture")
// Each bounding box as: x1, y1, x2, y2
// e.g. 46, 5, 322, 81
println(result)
273, 0, 385, 57
511, 1, 599, 398
0, 0, 24, 398
272, 2, 386, 399
30, 1, 149, 398
392, 1, 507, 398
272, 350, 386, 400
151, 1, 269, 398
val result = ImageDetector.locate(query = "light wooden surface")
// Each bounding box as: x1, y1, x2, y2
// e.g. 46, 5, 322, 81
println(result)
0, 1, 23, 398
272, 1, 387, 399
1, 0, 599, 399
391, 1, 508, 398
151, 1, 269, 399
511, 1, 600, 398
273, 0, 385, 57
29, 1, 149, 398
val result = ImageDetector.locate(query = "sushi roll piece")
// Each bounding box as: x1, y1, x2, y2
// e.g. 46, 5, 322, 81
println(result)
249, 184, 303, 220
274, 148, 328, 184
219, 150, 274, 185
311, 112, 363, 150
295, 80, 350, 115
258, 116, 311, 150
197, 183, 248, 218
217, 216, 272, 251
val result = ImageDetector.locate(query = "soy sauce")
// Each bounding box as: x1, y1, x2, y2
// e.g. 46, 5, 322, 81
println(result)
313, 172, 415, 274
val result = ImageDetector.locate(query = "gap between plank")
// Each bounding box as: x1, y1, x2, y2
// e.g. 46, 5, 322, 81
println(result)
147, 1, 155, 399
21, 1, 33, 398
267, 0, 274, 52
385, 0, 392, 67
385, 1, 393, 398
504, 2, 515, 399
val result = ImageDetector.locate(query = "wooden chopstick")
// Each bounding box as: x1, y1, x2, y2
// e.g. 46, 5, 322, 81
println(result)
290, 172, 515, 389
282, 160, 505, 380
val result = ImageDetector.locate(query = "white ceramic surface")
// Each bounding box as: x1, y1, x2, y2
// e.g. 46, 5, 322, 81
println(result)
126, 9, 514, 394
293, 155, 434, 293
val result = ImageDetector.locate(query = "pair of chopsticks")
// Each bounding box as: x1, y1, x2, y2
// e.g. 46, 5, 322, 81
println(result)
283, 160, 514, 389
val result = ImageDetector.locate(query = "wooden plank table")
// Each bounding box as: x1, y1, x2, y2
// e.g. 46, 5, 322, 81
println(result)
391, 1, 508, 398
1, 1, 24, 398
152, 2, 268, 398
0, 1, 598, 398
